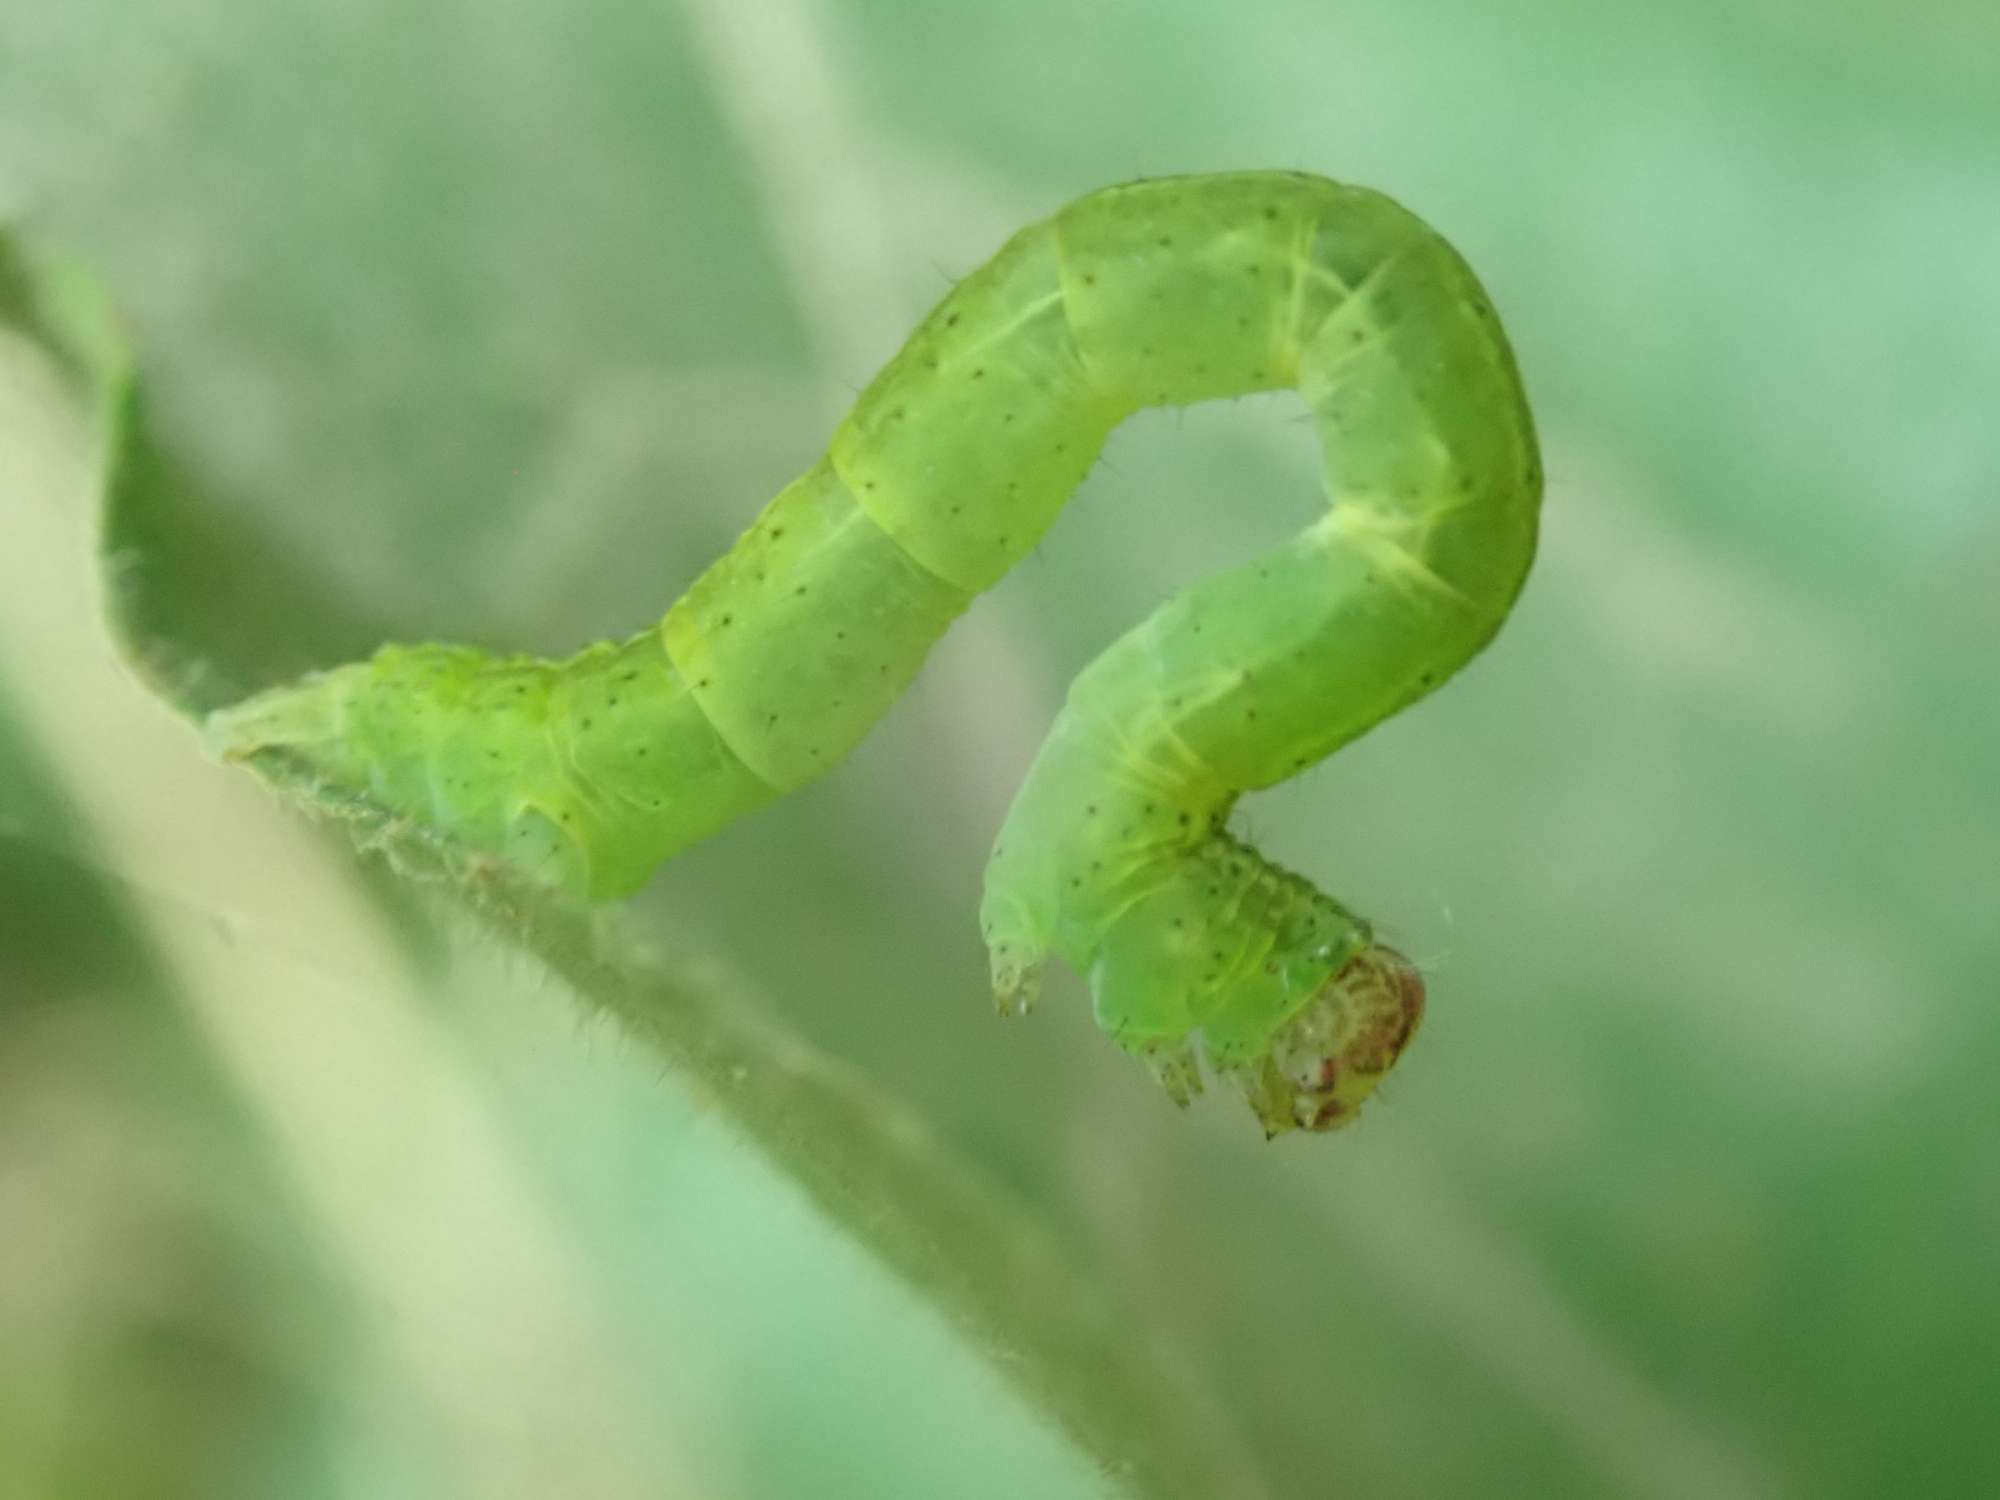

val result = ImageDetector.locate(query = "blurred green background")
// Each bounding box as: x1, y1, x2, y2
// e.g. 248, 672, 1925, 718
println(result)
2, 1, 1996, 1496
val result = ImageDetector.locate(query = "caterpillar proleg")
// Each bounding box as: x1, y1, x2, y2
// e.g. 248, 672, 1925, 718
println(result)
209, 171, 1541, 1136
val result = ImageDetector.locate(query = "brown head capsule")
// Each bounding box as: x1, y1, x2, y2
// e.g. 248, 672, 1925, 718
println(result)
1236, 944, 1426, 1137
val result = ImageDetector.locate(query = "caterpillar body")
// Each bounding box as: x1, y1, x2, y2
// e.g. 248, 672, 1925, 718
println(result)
210, 171, 1541, 1136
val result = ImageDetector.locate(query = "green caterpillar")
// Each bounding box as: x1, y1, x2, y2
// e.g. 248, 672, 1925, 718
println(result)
210, 171, 1541, 1136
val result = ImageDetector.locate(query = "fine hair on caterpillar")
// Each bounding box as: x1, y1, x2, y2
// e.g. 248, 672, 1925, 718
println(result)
207, 169, 1542, 1137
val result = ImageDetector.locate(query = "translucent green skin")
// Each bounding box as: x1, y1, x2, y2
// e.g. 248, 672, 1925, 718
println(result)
210, 171, 1541, 1134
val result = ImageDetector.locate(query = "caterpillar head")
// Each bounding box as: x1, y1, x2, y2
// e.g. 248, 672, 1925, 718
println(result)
1237, 944, 1425, 1137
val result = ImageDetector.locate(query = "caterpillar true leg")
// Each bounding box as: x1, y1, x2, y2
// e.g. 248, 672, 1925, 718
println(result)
209, 170, 1541, 1136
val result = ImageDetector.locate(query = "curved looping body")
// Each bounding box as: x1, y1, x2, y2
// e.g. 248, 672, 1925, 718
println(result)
209, 171, 1541, 1135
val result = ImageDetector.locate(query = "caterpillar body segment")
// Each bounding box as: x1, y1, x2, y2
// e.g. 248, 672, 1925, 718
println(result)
208, 632, 777, 899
